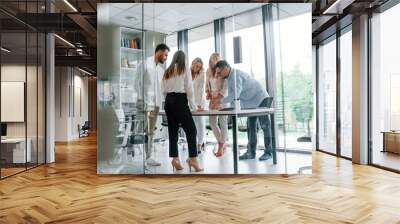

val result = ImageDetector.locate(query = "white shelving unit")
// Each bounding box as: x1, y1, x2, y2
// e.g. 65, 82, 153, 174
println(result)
119, 27, 143, 104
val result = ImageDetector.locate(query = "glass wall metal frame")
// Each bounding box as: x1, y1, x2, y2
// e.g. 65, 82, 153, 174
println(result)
315, 22, 353, 160
0, 1, 47, 180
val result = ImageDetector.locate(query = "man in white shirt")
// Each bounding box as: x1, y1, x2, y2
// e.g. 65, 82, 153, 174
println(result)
142, 44, 169, 166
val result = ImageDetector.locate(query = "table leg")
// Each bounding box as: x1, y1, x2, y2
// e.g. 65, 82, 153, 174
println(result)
271, 114, 277, 165
232, 115, 238, 174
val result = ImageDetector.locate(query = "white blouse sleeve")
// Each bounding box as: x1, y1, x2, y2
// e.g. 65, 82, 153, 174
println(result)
185, 69, 196, 110
198, 71, 206, 107
161, 77, 166, 97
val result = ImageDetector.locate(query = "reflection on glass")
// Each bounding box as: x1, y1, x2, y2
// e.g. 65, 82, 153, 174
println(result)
166, 34, 177, 67
97, 3, 145, 174
340, 29, 352, 158
318, 37, 337, 154
371, 4, 400, 171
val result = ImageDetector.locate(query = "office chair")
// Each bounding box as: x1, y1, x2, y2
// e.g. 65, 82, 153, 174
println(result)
78, 121, 90, 138
128, 117, 146, 159
111, 111, 133, 165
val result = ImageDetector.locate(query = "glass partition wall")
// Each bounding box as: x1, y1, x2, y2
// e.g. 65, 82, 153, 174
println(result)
271, 4, 313, 173
97, 3, 312, 174
0, 5, 46, 179
97, 3, 145, 174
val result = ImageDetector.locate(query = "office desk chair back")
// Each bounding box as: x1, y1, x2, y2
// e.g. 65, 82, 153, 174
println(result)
78, 121, 90, 138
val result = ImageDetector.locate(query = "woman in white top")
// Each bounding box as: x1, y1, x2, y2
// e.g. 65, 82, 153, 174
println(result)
191, 58, 206, 154
162, 50, 203, 172
205, 53, 229, 157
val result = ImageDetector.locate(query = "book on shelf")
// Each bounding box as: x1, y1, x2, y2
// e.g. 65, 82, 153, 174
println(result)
121, 37, 141, 49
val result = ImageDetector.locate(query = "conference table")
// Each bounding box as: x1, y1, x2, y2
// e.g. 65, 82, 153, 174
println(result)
159, 107, 276, 174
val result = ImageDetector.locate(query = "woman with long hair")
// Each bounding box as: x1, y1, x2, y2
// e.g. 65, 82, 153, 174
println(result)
162, 50, 203, 172
205, 53, 229, 157
191, 57, 206, 154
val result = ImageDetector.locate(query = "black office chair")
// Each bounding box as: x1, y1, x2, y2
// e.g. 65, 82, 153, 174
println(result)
78, 121, 90, 138
264, 96, 273, 108
128, 118, 147, 158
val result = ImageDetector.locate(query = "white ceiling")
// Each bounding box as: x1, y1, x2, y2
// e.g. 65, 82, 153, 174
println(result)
107, 3, 267, 34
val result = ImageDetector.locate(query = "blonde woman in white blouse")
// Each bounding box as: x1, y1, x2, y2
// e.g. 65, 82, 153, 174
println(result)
191, 58, 206, 154
162, 50, 203, 172
205, 53, 229, 157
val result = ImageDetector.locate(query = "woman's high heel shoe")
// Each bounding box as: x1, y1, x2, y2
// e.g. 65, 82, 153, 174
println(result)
213, 144, 225, 158
171, 159, 183, 171
186, 158, 204, 172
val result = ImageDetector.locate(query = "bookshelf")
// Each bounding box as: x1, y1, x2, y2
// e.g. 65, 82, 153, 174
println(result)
119, 27, 143, 104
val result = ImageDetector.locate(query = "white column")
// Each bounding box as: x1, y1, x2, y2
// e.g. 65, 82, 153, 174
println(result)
46, 33, 55, 163
352, 14, 369, 164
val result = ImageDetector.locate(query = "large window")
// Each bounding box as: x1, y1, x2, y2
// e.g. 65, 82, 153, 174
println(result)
188, 23, 215, 71
224, 8, 267, 148
165, 33, 178, 68
340, 28, 352, 158
273, 5, 313, 151
371, 3, 400, 171
225, 8, 266, 88
317, 36, 337, 154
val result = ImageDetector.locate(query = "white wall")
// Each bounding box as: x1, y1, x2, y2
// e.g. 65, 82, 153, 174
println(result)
55, 66, 89, 141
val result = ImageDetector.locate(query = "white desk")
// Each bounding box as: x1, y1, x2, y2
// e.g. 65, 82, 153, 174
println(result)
159, 108, 276, 174
1, 138, 31, 163
160, 108, 274, 117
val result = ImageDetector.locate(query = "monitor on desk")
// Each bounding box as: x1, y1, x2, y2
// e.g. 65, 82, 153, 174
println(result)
1, 123, 7, 138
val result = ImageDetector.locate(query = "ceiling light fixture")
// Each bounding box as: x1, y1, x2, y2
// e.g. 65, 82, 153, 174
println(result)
323, 0, 353, 15
78, 67, 92, 76
63, 0, 78, 12
54, 34, 75, 48
1, 47, 11, 53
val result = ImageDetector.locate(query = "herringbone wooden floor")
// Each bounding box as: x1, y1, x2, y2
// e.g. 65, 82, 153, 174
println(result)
1, 135, 400, 224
